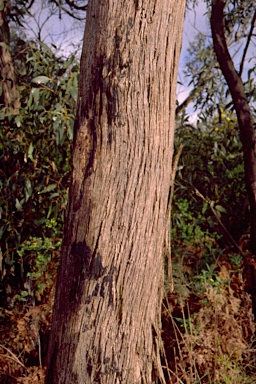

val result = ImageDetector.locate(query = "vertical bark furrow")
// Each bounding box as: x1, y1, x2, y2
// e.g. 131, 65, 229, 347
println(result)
46, 0, 185, 383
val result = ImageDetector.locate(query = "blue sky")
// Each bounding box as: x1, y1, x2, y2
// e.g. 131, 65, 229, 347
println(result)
25, 1, 208, 60
23, 1, 208, 125
23, 1, 254, 124
177, 1, 209, 122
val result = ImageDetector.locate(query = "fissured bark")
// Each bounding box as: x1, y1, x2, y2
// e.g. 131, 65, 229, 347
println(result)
46, 1, 185, 382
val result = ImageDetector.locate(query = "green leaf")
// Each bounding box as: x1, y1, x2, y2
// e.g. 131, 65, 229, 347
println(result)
31, 87, 39, 105
70, 86, 77, 101
20, 290, 29, 297
25, 178, 33, 202
14, 115, 22, 127
38, 184, 57, 194
0, 42, 10, 50
39, 41, 54, 55
215, 205, 227, 214
202, 202, 208, 214
32, 75, 50, 84
50, 192, 60, 200
15, 198, 23, 211
0, 225, 5, 239
28, 142, 34, 161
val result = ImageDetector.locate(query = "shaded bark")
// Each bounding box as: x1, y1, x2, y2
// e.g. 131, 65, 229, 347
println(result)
46, 0, 185, 383
0, 0, 20, 110
211, 0, 256, 254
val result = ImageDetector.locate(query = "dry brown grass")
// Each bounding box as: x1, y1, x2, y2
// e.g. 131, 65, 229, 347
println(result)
163, 256, 256, 383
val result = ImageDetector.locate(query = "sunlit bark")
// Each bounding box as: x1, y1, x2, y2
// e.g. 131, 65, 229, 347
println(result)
46, 0, 185, 382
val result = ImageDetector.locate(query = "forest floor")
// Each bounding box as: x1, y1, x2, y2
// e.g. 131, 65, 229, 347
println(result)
1, 244, 256, 383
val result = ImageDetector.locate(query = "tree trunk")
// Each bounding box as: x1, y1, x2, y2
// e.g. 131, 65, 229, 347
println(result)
46, 0, 185, 383
0, 0, 20, 110
211, 0, 256, 254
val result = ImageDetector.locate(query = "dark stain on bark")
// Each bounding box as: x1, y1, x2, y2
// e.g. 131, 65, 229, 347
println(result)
71, 241, 107, 278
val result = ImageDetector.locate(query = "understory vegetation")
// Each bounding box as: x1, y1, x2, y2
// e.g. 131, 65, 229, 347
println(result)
1, 1, 256, 383
160, 110, 256, 383
0, 40, 77, 383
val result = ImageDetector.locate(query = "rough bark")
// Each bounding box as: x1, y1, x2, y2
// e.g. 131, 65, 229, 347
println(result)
211, 0, 256, 254
46, 0, 185, 383
0, 0, 20, 110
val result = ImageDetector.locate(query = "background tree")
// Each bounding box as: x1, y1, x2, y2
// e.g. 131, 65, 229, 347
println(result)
177, 0, 255, 120
176, 0, 255, 249
211, 0, 256, 253
46, 0, 185, 383
0, 0, 20, 109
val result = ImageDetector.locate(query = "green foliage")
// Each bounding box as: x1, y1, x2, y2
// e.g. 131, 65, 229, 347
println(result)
174, 109, 248, 246
168, 99, 255, 381
13, 223, 61, 304
0, 41, 78, 304
172, 197, 207, 245
228, 253, 243, 269
168, 3, 256, 376
171, 107, 249, 307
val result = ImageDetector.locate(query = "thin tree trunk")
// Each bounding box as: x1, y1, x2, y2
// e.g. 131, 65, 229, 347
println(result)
46, 0, 185, 383
211, 0, 256, 253
0, 0, 20, 110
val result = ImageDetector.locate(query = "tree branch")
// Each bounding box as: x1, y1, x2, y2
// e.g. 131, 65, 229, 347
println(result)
211, 0, 256, 254
65, 0, 88, 11
50, 0, 87, 20
239, 9, 256, 77
176, 75, 215, 116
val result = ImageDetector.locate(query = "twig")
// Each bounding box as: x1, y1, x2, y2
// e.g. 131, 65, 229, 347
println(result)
239, 10, 256, 76
0, 344, 26, 369
165, 144, 183, 292
38, 334, 42, 367
170, 144, 184, 209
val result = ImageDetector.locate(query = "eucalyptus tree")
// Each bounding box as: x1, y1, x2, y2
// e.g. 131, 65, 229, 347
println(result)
45, 0, 186, 383
0, 0, 20, 109
178, 1, 255, 119
211, 0, 256, 253
177, 0, 256, 252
